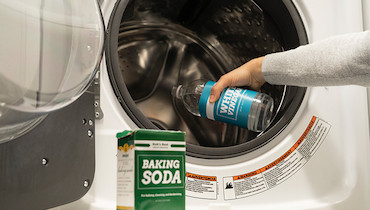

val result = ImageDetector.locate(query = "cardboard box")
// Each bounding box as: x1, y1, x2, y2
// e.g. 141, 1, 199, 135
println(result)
117, 129, 186, 210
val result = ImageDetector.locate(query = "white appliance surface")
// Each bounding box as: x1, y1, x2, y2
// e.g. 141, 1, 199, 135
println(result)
52, 0, 370, 209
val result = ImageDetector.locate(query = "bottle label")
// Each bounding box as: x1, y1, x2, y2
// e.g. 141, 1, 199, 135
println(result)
199, 81, 257, 129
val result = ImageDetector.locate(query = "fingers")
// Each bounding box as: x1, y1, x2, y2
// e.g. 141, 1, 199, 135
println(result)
209, 57, 266, 103
210, 65, 251, 103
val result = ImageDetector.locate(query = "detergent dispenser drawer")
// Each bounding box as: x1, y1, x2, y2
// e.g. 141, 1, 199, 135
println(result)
106, 0, 307, 158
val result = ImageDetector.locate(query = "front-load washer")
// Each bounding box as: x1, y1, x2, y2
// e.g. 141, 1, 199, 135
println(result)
13, 0, 370, 209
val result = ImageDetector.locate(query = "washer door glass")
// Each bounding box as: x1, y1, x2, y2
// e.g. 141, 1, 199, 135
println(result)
0, 0, 104, 143
106, 0, 307, 158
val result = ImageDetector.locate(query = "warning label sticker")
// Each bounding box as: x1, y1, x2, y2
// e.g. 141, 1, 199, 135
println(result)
223, 116, 331, 200
185, 172, 217, 200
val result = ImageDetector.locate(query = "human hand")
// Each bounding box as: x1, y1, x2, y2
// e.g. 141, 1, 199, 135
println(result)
209, 57, 266, 103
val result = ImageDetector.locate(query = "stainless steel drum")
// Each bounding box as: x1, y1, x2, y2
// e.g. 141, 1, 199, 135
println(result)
106, 0, 307, 158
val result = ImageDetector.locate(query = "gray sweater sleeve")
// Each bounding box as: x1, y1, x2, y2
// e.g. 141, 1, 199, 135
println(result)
262, 30, 370, 87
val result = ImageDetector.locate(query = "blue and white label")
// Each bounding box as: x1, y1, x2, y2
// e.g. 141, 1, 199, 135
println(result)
199, 81, 258, 129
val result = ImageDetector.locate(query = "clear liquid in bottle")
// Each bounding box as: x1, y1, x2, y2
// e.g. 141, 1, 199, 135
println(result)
172, 80, 273, 132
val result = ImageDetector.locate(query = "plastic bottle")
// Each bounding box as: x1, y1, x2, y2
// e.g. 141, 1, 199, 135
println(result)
171, 79, 274, 132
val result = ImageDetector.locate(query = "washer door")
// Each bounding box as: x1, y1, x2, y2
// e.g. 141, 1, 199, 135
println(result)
0, 1, 103, 209
106, 0, 307, 159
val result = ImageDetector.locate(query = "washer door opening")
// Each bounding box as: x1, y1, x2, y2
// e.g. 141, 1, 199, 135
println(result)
106, 0, 307, 159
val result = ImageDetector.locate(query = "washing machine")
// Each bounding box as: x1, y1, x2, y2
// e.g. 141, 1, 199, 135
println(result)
1, 0, 370, 209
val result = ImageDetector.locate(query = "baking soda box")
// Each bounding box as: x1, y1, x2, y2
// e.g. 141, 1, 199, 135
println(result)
117, 129, 186, 210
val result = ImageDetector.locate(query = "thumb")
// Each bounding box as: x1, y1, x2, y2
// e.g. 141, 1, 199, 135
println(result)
209, 77, 231, 103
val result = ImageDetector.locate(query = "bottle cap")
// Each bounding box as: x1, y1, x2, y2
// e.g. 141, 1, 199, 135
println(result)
171, 85, 182, 99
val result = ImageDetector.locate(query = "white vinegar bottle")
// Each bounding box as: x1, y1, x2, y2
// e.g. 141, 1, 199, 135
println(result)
172, 79, 274, 132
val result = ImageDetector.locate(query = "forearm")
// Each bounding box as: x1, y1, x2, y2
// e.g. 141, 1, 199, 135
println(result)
262, 31, 370, 87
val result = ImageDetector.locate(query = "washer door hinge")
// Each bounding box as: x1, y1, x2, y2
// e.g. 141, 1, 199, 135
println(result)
94, 70, 104, 120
